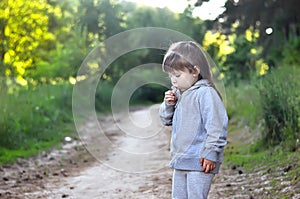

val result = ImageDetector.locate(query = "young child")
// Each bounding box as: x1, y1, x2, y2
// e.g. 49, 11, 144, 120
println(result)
159, 41, 228, 199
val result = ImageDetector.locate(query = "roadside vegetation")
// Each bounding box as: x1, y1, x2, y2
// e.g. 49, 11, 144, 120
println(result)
223, 65, 299, 197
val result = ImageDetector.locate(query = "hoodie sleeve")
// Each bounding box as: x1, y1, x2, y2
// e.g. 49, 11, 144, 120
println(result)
199, 87, 228, 163
159, 101, 175, 126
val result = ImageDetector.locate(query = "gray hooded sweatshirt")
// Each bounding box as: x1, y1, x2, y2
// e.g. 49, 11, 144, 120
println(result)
159, 79, 228, 174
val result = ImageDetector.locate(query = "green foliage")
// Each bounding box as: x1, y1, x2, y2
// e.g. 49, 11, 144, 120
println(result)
130, 84, 166, 105
225, 82, 261, 128
225, 127, 300, 197
202, 28, 269, 85
223, 34, 257, 83
28, 28, 89, 81
225, 64, 299, 152
0, 83, 73, 164
95, 81, 114, 113
283, 36, 300, 65
0, 0, 56, 83
217, 0, 300, 63
123, 2, 206, 44
257, 66, 300, 150
78, 0, 124, 42
1, 0, 208, 87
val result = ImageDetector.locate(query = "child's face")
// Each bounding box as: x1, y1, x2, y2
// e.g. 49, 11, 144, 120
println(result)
168, 68, 198, 92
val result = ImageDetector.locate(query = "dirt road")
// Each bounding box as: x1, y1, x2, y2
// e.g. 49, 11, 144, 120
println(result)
0, 105, 173, 198
1, 105, 299, 198
42, 104, 173, 198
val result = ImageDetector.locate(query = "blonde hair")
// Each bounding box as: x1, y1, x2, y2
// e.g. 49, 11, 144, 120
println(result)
162, 41, 222, 99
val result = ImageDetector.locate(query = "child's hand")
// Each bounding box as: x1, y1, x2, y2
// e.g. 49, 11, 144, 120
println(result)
200, 158, 216, 173
164, 90, 177, 105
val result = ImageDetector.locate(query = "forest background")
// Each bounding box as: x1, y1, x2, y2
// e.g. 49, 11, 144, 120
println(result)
0, 0, 299, 183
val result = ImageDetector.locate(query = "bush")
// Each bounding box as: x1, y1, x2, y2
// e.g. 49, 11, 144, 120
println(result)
0, 83, 73, 163
257, 66, 299, 150
130, 83, 166, 105
94, 82, 166, 113
225, 82, 261, 128
283, 36, 300, 66
95, 81, 114, 113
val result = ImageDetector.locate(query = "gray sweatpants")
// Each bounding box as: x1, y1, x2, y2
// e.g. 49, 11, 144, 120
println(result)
172, 169, 214, 199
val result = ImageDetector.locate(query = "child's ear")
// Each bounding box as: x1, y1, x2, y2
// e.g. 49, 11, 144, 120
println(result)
193, 66, 200, 75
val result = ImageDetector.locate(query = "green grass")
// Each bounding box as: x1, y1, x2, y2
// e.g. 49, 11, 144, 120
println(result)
0, 83, 75, 164
257, 66, 300, 149
225, 142, 299, 171
0, 80, 165, 165
223, 67, 299, 197
225, 81, 261, 129
224, 128, 300, 198
0, 140, 58, 163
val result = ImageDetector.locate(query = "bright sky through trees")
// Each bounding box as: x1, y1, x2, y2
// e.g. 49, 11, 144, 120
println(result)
123, 0, 226, 20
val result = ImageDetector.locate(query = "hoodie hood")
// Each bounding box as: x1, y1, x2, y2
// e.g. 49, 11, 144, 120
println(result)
189, 79, 211, 90
172, 79, 211, 95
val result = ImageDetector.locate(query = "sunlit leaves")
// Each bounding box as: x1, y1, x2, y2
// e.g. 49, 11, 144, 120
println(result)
0, 0, 55, 85
245, 28, 259, 42
203, 30, 235, 58
203, 31, 221, 48
202, 27, 269, 84
256, 59, 269, 76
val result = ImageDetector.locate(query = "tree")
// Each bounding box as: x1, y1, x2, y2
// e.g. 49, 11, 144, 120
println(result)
0, 0, 56, 86
212, 0, 300, 62
219, 0, 299, 39
78, 0, 125, 43
98, 2, 208, 83
202, 27, 269, 84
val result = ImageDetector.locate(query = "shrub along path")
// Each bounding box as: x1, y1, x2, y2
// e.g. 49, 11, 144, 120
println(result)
0, 105, 299, 198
